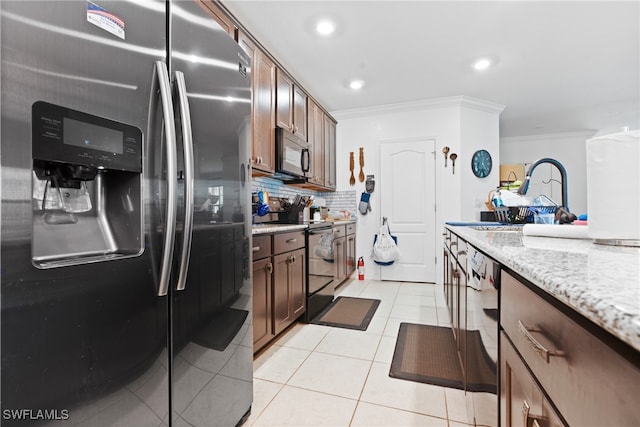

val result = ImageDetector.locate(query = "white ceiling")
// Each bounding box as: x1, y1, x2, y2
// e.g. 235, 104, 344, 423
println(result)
223, 0, 639, 138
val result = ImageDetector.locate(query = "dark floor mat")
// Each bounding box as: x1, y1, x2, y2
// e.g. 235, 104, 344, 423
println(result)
310, 296, 380, 331
389, 323, 496, 393
192, 308, 248, 351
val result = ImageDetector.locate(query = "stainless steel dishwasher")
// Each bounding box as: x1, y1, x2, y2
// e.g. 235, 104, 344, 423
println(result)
465, 243, 500, 426
304, 223, 335, 322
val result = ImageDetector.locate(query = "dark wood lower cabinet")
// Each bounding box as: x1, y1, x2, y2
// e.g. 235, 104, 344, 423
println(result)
252, 231, 306, 353
273, 248, 305, 335
252, 257, 273, 352
501, 270, 640, 426
501, 330, 564, 427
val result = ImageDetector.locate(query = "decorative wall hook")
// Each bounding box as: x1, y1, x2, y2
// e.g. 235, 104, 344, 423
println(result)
442, 146, 450, 167
449, 153, 458, 174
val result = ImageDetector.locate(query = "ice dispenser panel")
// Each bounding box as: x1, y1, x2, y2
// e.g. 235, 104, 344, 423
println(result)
31, 102, 143, 268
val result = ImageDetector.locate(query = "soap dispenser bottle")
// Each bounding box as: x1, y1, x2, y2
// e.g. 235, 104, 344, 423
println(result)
492, 188, 504, 208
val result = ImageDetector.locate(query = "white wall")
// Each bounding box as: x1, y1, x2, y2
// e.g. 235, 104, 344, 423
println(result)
332, 96, 503, 284
460, 106, 502, 220
500, 131, 595, 215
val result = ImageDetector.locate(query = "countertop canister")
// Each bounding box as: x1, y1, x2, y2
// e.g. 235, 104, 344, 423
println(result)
586, 130, 640, 245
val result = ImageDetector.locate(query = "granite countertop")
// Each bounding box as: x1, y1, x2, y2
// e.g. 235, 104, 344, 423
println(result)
252, 224, 308, 235
446, 225, 640, 353
252, 219, 356, 235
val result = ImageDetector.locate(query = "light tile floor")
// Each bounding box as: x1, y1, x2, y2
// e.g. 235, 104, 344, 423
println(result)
247, 277, 497, 427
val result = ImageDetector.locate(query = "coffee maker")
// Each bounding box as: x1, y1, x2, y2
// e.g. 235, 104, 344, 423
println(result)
31, 102, 143, 268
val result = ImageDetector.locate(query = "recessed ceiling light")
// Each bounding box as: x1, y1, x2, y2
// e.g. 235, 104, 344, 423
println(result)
472, 58, 492, 71
349, 80, 364, 90
316, 20, 335, 36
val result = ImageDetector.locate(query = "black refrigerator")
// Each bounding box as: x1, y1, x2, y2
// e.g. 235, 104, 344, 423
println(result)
1, 1, 253, 425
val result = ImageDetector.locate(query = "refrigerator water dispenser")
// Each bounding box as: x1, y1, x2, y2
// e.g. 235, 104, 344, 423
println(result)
31, 102, 143, 268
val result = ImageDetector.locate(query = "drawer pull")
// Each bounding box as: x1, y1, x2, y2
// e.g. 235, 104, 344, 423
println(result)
285, 238, 297, 243
518, 320, 565, 363
252, 246, 260, 252
458, 250, 467, 256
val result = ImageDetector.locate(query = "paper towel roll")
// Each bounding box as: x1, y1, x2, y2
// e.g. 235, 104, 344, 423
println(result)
522, 235, 589, 253
522, 224, 591, 239
586, 130, 640, 241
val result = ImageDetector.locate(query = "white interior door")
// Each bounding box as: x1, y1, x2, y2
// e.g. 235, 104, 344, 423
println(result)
379, 139, 436, 282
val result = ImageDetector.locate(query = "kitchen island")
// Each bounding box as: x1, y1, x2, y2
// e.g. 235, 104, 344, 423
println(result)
446, 225, 640, 426
446, 225, 640, 352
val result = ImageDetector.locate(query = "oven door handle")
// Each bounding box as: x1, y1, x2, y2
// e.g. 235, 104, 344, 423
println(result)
308, 229, 333, 235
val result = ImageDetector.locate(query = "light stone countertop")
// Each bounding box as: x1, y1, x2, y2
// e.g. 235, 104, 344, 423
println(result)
252, 220, 357, 235
447, 225, 640, 353
251, 224, 308, 235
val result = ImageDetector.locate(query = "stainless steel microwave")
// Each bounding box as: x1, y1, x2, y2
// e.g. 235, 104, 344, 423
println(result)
275, 126, 310, 182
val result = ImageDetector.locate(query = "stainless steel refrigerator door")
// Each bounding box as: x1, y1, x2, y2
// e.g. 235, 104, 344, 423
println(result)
169, 2, 253, 426
1, 1, 171, 425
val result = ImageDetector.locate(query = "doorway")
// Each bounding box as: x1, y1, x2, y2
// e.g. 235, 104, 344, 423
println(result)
379, 139, 436, 282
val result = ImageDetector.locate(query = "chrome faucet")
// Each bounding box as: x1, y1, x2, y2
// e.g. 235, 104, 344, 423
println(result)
516, 157, 569, 211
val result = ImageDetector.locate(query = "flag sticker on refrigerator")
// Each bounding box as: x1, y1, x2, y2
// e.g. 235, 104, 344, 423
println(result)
87, 1, 125, 40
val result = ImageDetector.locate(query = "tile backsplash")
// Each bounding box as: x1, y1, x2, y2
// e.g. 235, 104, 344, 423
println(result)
252, 176, 357, 214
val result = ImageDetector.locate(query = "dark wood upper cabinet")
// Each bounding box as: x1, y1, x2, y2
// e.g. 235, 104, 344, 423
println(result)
276, 69, 307, 142
306, 100, 324, 186
200, 0, 237, 39
323, 116, 337, 190
238, 30, 276, 175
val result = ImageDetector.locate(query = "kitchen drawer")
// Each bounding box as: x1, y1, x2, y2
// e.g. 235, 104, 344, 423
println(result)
273, 230, 305, 254
443, 229, 453, 251
449, 234, 467, 267
252, 235, 272, 261
346, 223, 356, 235
500, 331, 564, 427
501, 271, 640, 426
333, 224, 346, 238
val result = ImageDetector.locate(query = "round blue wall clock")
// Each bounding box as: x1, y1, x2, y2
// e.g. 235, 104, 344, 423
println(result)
471, 149, 492, 178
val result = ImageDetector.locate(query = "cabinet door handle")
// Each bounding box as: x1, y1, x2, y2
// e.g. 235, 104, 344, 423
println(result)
267, 262, 273, 274
252, 246, 260, 252
291, 255, 296, 263
522, 400, 546, 427
518, 320, 565, 363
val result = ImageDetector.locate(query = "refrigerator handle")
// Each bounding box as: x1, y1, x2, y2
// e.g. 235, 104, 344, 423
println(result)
174, 71, 194, 292
155, 61, 178, 297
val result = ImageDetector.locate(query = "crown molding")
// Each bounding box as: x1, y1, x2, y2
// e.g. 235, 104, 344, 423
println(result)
331, 95, 505, 120
501, 130, 597, 143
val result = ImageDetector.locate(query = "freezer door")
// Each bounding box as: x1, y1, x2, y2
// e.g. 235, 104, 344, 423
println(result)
169, 1, 253, 426
1, 1, 171, 425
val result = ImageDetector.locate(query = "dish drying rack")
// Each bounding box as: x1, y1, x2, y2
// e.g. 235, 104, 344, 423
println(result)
494, 206, 557, 224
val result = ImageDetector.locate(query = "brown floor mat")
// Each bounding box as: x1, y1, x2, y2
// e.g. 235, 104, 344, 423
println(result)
310, 296, 380, 331
389, 323, 496, 393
